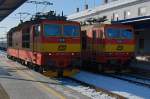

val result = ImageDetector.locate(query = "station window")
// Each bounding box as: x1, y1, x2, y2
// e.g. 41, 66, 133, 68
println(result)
124, 10, 131, 19
22, 27, 30, 48
138, 7, 147, 16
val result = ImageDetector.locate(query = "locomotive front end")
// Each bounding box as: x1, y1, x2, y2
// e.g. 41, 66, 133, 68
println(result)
102, 25, 135, 65
39, 21, 81, 73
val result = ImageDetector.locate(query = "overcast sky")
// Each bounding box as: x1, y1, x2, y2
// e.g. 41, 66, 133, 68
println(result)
0, 0, 102, 38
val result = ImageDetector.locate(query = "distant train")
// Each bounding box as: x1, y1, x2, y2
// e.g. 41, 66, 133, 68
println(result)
0, 41, 7, 51
7, 11, 81, 76
81, 23, 135, 71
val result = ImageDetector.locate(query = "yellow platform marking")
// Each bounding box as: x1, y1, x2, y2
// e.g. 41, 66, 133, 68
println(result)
4, 61, 66, 99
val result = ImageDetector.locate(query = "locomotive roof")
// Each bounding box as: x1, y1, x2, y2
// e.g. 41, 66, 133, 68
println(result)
7, 11, 78, 34
7, 18, 77, 35
7, 20, 38, 34
81, 23, 132, 30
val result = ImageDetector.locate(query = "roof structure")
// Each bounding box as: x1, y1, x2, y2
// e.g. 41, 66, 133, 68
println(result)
0, 0, 27, 21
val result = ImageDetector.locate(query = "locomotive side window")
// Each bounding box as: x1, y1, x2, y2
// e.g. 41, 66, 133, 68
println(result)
63, 25, 80, 37
35, 25, 41, 37
44, 24, 61, 36
22, 27, 30, 48
8, 33, 12, 47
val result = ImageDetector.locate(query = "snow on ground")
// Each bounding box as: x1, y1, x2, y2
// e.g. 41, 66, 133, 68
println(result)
0, 50, 7, 58
136, 56, 150, 62
57, 78, 116, 99
73, 71, 150, 99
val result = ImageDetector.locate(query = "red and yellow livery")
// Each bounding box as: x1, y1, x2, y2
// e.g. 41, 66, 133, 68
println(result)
7, 12, 81, 75
81, 23, 135, 69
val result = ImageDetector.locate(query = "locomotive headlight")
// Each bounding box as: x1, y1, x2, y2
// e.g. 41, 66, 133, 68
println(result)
49, 53, 52, 56
126, 53, 129, 55
72, 53, 75, 55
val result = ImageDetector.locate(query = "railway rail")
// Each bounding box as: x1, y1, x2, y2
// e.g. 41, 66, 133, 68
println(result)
118, 73, 150, 82
100, 73, 150, 88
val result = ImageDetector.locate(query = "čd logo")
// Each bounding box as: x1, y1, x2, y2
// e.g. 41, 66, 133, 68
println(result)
116, 45, 124, 51
58, 45, 67, 51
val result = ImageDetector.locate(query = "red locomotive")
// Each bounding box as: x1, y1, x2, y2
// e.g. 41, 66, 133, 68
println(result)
81, 22, 135, 71
7, 11, 81, 76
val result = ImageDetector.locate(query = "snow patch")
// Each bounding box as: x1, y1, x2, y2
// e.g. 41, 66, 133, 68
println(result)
73, 71, 150, 99
58, 79, 115, 99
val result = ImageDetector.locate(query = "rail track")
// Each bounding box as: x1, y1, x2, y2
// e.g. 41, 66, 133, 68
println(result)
118, 73, 150, 82
2, 50, 150, 98
100, 73, 150, 88
0, 50, 125, 99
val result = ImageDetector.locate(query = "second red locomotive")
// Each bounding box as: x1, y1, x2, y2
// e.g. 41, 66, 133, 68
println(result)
81, 22, 135, 71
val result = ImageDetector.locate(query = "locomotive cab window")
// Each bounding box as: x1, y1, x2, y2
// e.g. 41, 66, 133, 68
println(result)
121, 29, 133, 39
8, 33, 12, 47
63, 25, 80, 37
44, 24, 61, 36
106, 28, 133, 39
107, 28, 120, 39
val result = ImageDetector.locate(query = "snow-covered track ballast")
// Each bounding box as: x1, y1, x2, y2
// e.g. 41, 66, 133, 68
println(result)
64, 76, 126, 99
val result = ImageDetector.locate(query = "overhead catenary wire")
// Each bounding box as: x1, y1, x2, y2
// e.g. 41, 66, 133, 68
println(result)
26, 0, 53, 13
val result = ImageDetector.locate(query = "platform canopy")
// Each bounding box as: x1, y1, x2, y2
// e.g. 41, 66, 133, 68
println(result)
0, 0, 27, 21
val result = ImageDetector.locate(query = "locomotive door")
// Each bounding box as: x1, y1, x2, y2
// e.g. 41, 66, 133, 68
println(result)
92, 30, 97, 59
32, 25, 40, 63
81, 30, 88, 60
33, 25, 41, 51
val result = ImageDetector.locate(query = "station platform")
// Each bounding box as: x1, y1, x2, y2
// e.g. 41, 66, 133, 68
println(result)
0, 52, 90, 99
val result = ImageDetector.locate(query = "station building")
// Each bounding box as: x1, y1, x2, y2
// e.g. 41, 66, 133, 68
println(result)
68, 0, 150, 56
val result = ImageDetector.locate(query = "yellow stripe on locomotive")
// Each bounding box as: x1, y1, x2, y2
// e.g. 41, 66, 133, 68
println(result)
33, 43, 81, 52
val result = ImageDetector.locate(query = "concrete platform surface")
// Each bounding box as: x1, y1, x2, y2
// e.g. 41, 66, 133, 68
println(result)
0, 53, 90, 99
